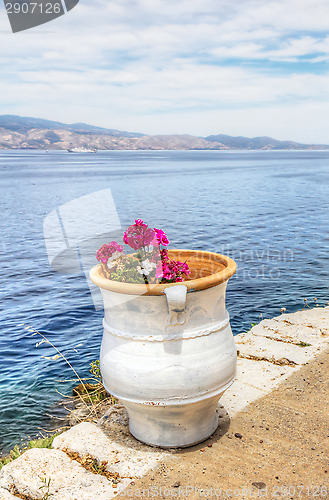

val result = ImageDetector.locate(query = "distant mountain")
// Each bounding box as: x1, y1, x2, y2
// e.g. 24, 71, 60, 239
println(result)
0, 115, 328, 150
204, 134, 329, 150
0, 114, 143, 138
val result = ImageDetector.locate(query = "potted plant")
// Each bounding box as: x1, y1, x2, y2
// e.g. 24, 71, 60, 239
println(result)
90, 220, 237, 448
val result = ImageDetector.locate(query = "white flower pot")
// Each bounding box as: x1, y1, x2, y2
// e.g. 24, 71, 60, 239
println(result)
90, 250, 237, 448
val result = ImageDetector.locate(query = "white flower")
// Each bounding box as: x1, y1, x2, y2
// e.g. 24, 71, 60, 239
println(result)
107, 251, 122, 269
137, 259, 157, 276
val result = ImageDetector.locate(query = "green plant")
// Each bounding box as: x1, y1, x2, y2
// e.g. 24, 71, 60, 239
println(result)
0, 433, 61, 471
72, 380, 110, 404
92, 458, 108, 474
27, 434, 61, 450
108, 255, 146, 284
0, 445, 20, 470
297, 341, 312, 347
0, 456, 11, 470
39, 476, 53, 499
10, 444, 21, 460
70, 360, 115, 404
89, 360, 101, 381
247, 322, 258, 332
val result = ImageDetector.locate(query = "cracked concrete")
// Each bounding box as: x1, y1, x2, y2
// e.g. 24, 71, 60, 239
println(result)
52, 420, 167, 479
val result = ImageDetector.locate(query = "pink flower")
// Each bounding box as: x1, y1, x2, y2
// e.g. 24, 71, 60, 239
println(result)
158, 256, 191, 283
96, 241, 123, 264
181, 262, 191, 275
97, 220, 190, 284
123, 221, 155, 250
155, 261, 164, 279
162, 261, 175, 280
175, 261, 191, 277
154, 228, 169, 246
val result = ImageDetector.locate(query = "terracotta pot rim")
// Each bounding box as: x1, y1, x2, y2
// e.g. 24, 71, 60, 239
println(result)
89, 249, 237, 296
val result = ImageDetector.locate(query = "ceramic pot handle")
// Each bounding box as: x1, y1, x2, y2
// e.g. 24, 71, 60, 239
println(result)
164, 285, 187, 320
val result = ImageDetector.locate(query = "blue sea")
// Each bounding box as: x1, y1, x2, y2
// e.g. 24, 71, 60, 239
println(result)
1, 149, 329, 454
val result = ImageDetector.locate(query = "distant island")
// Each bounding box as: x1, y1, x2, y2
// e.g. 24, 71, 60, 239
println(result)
0, 114, 328, 151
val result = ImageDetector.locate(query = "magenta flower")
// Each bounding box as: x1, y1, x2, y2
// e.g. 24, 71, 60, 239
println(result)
155, 261, 164, 279
96, 241, 123, 264
157, 256, 191, 283
154, 228, 169, 246
97, 220, 190, 285
181, 263, 190, 275
162, 263, 173, 280
175, 261, 191, 277
123, 221, 155, 250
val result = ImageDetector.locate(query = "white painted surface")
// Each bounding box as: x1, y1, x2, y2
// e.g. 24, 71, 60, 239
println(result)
98, 280, 237, 447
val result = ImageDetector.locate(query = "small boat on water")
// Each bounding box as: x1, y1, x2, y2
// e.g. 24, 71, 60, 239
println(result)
67, 147, 97, 153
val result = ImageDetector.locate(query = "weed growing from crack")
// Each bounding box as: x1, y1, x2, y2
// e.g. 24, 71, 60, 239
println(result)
39, 476, 53, 500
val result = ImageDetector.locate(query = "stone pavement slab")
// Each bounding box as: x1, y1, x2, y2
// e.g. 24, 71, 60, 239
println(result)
52, 419, 167, 478
0, 448, 130, 499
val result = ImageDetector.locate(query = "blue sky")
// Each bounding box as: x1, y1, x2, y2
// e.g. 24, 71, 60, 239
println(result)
1, 0, 329, 142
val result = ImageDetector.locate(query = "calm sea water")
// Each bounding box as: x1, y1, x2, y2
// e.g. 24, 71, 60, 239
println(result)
1, 149, 329, 454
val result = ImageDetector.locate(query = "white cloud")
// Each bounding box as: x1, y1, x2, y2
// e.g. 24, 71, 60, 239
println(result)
1, 0, 329, 142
